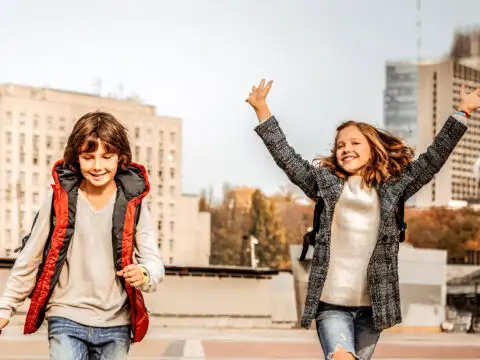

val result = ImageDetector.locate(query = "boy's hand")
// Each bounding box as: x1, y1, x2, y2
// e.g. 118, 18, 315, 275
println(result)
0, 318, 9, 334
117, 265, 146, 288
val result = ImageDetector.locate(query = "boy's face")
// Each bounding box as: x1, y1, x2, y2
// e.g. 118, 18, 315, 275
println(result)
78, 140, 119, 189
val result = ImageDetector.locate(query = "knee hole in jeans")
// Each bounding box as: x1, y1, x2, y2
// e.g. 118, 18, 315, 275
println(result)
329, 344, 358, 360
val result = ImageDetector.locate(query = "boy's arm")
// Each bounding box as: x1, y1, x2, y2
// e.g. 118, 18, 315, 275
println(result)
0, 191, 53, 320
134, 200, 165, 293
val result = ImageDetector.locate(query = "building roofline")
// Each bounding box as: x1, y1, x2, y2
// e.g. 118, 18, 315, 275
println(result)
0, 258, 280, 278
0, 82, 156, 107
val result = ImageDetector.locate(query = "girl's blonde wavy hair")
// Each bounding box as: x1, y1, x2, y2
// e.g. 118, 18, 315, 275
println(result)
318, 120, 415, 188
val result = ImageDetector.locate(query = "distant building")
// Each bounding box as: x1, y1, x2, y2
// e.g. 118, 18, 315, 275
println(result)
0, 84, 210, 265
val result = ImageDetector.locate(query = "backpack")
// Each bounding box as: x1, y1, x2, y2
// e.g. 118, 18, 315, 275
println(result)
14, 201, 55, 255
298, 195, 407, 261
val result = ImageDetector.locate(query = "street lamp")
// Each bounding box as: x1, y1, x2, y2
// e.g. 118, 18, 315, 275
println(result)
249, 236, 259, 269
242, 235, 259, 268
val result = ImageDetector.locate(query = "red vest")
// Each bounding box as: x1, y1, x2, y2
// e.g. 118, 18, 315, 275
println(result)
24, 160, 150, 343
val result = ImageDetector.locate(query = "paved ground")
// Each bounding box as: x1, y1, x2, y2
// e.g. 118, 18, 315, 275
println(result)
1, 326, 480, 359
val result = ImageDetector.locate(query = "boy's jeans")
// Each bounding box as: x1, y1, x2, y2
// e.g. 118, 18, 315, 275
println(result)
47, 316, 130, 360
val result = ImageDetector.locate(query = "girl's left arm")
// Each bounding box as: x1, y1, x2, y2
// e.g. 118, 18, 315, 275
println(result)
403, 85, 480, 200
134, 200, 165, 293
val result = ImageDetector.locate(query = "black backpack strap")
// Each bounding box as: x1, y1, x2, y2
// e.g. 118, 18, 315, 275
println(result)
299, 198, 324, 261
396, 195, 407, 243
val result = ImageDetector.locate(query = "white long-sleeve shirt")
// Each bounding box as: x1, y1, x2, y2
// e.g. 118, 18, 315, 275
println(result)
0, 189, 164, 327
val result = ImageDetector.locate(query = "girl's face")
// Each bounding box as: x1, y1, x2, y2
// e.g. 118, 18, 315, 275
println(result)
335, 125, 372, 175
78, 139, 119, 189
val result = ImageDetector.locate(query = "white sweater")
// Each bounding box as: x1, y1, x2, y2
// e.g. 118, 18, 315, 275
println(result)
320, 175, 380, 306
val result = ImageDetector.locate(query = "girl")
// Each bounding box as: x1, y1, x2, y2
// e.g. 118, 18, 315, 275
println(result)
246, 79, 480, 360
0, 111, 165, 360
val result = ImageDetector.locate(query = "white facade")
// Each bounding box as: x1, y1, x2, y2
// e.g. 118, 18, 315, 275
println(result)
0, 84, 210, 265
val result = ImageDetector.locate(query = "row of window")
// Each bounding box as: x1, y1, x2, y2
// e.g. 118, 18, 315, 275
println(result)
4, 112, 68, 129
134, 127, 177, 144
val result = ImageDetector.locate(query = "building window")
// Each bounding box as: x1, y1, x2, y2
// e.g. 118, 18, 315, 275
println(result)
158, 184, 163, 196
19, 112, 27, 126
33, 135, 40, 151
33, 172, 40, 186
20, 211, 25, 231
147, 129, 153, 141
47, 116, 53, 127
33, 192, 39, 204
59, 136, 66, 150
135, 128, 140, 140
169, 203, 174, 215
6, 132, 12, 145
170, 186, 175, 197
20, 133, 26, 147
169, 239, 174, 252
169, 257, 174, 264
46, 155, 52, 167
158, 149, 164, 164
5, 229, 11, 243
169, 221, 174, 232
170, 132, 176, 143
33, 114, 39, 128
170, 168, 175, 180
5, 111, 12, 126
46, 136, 53, 149
169, 150, 175, 162
158, 202, 163, 214
159, 130, 164, 142
157, 220, 163, 232
20, 152, 25, 165
146, 147, 152, 164
5, 210, 11, 223
135, 146, 140, 160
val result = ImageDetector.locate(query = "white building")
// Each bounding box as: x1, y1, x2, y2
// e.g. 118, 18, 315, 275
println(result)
0, 84, 210, 265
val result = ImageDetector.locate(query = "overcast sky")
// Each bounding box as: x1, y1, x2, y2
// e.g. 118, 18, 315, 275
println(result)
1, 0, 479, 199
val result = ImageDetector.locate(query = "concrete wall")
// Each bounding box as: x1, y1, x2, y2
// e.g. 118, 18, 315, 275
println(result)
397, 245, 447, 329
447, 265, 480, 282
176, 195, 211, 266
0, 268, 297, 329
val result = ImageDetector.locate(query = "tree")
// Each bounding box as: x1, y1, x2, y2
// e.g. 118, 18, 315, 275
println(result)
209, 185, 252, 266
249, 189, 288, 268
406, 206, 480, 262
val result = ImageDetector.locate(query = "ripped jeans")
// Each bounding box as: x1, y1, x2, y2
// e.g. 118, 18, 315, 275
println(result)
315, 301, 381, 360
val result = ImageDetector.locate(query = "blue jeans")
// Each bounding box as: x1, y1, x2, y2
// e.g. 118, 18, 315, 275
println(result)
315, 302, 381, 360
47, 316, 131, 360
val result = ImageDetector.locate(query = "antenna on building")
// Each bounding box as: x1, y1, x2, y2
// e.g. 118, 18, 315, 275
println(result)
118, 83, 124, 99
416, 0, 422, 64
94, 78, 102, 96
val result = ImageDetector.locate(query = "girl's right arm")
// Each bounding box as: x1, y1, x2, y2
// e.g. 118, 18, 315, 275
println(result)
247, 79, 319, 200
0, 190, 53, 325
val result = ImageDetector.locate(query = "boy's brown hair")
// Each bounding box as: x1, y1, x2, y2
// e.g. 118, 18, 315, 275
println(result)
63, 111, 132, 169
